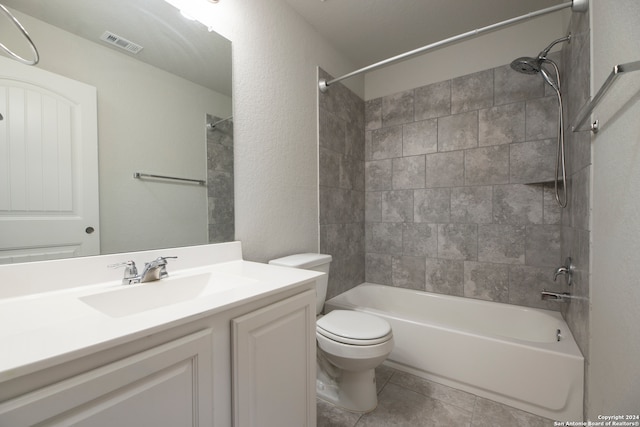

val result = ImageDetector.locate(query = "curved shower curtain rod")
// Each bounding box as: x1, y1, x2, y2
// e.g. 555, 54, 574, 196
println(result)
0, 3, 39, 65
318, 0, 588, 92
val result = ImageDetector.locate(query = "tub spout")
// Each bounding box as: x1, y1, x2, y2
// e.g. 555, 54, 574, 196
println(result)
541, 289, 571, 302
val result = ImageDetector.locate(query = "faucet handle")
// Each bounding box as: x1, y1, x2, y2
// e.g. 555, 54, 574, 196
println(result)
141, 256, 177, 281
553, 257, 575, 286
108, 260, 139, 284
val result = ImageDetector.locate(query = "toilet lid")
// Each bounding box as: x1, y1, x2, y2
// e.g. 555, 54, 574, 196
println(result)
317, 310, 392, 344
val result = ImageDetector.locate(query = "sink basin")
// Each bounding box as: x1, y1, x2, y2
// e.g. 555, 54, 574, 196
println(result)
80, 272, 257, 318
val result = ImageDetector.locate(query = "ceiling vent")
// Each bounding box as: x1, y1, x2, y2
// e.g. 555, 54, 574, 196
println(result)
99, 31, 143, 54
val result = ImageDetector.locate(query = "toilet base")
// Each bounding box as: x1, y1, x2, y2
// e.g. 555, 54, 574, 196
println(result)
316, 362, 378, 413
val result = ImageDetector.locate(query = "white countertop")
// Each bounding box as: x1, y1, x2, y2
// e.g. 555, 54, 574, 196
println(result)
0, 243, 322, 382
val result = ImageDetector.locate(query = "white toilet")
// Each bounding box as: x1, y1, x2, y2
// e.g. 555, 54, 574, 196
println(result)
269, 253, 393, 413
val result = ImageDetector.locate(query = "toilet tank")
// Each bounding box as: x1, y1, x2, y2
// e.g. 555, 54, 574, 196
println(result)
268, 253, 332, 315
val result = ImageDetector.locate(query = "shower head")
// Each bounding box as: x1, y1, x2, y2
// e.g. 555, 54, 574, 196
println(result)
510, 57, 542, 74
510, 35, 571, 76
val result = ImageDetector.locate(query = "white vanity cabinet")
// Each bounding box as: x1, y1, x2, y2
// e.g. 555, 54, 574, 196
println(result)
232, 289, 316, 427
0, 330, 215, 426
0, 286, 317, 427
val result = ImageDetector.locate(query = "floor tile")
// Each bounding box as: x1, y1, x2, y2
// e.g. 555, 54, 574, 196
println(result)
375, 364, 396, 394
471, 397, 552, 427
389, 371, 477, 410
317, 398, 362, 427
356, 383, 472, 427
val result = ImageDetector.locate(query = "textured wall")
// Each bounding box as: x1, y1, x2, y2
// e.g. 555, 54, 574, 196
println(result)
205, 0, 361, 263
589, 0, 640, 417
207, 115, 235, 243
364, 61, 564, 310
318, 69, 366, 299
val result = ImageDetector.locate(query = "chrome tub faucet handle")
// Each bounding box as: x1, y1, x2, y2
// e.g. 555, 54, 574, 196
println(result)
553, 257, 575, 286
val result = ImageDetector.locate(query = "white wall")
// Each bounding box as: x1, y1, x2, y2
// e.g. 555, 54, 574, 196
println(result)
206, 1, 361, 262
365, 11, 570, 100
589, 0, 640, 416
5, 10, 232, 255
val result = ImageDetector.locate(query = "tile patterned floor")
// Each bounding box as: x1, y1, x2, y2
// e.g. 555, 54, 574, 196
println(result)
317, 365, 555, 427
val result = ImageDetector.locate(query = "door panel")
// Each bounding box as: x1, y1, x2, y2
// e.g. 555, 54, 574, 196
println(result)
0, 56, 99, 263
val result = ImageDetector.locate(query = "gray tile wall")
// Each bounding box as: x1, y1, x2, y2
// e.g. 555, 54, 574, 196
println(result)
364, 62, 564, 311
319, 69, 366, 299
207, 114, 235, 243
560, 12, 591, 419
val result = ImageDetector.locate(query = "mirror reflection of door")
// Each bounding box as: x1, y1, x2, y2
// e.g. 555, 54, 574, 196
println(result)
0, 56, 99, 263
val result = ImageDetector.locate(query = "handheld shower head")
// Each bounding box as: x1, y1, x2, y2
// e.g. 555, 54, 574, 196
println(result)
540, 65, 560, 93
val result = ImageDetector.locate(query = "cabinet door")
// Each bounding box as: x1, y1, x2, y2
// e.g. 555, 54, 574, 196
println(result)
232, 290, 316, 427
0, 329, 214, 427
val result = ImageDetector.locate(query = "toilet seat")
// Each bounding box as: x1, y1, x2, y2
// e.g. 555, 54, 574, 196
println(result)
317, 310, 392, 345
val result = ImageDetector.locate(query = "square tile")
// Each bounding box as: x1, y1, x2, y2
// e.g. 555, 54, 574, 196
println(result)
425, 258, 464, 296
471, 396, 552, 427
493, 184, 543, 225
365, 253, 393, 285
464, 145, 509, 186
509, 139, 556, 184
494, 64, 544, 106
451, 69, 494, 114
525, 224, 561, 267
357, 383, 472, 427
478, 224, 525, 265
382, 90, 414, 127
426, 151, 464, 188
451, 186, 493, 224
317, 398, 361, 427
382, 190, 414, 223
389, 371, 476, 410
366, 222, 403, 254
403, 119, 438, 156
525, 96, 558, 141
464, 261, 509, 303
365, 160, 393, 191
403, 223, 438, 257
371, 126, 403, 160
438, 223, 478, 261
415, 80, 451, 120
414, 188, 451, 223
438, 111, 478, 152
392, 256, 426, 290
392, 156, 426, 189
479, 102, 525, 146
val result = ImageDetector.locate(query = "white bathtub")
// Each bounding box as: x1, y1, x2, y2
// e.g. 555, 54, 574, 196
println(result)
324, 283, 584, 420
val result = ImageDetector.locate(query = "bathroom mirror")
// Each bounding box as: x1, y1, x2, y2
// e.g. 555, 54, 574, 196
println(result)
0, 0, 233, 263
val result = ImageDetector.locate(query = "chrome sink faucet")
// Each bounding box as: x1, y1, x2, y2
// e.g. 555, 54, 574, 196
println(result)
109, 256, 177, 285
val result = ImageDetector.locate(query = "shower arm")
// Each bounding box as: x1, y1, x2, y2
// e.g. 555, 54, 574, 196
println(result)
318, 0, 588, 92
538, 35, 572, 61
0, 3, 39, 66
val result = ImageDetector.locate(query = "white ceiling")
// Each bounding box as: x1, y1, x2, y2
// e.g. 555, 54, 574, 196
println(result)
284, 0, 565, 68
2, 0, 232, 96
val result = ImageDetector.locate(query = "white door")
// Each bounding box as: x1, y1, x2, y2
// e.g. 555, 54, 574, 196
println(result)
0, 56, 99, 263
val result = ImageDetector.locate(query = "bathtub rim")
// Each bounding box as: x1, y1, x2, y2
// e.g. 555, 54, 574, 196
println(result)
326, 282, 583, 356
